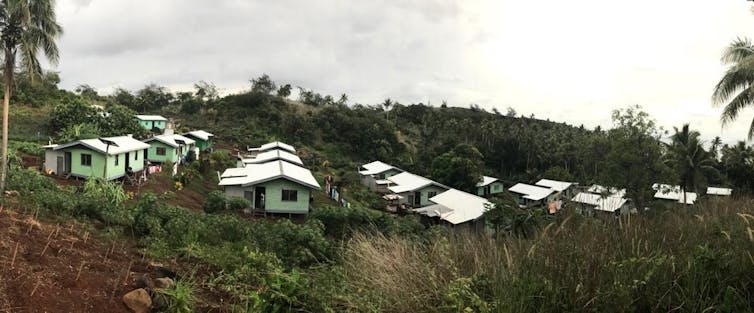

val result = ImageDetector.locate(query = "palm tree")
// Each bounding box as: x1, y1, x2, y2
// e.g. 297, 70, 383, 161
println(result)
0, 0, 62, 193
710, 136, 723, 160
721, 141, 754, 191
664, 124, 719, 204
381, 98, 392, 120
713, 37, 754, 139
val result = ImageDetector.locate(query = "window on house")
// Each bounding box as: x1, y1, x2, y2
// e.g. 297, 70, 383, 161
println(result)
81, 154, 92, 166
114, 154, 119, 166
427, 191, 438, 198
282, 189, 298, 201
134, 152, 138, 160
156, 147, 166, 156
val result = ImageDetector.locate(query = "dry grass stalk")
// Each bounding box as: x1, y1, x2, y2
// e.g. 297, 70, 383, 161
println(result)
40, 238, 52, 257
29, 278, 42, 297
10, 242, 19, 268
75, 261, 85, 281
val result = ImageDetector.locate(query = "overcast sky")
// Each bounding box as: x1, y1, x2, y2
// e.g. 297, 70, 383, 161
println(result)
54, 0, 754, 143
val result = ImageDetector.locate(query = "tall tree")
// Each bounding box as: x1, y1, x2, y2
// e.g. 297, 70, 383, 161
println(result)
0, 0, 63, 193
599, 106, 670, 209
710, 136, 723, 160
664, 124, 718, 203
430, 143, 484, 192
713, 37, 754, 138
721, 141, 754, 193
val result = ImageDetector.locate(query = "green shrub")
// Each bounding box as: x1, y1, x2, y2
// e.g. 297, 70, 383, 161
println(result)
227, 197, 251, 211
30, 189, 78, 216
158, 280, 196, 313
7, 167, 56, 193
203, 190, 227, 213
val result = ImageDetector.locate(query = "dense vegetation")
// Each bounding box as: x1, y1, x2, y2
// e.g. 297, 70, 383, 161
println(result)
1, 73, 753, 311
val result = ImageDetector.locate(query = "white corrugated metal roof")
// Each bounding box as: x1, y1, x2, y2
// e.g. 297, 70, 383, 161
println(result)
653, 184, 697, 204
53, 136, 150, 155
476, 176, 498, 187
508, 183, 554, 201
387, 172, 447, 194
571, 192, 628, 213
144, 134, 196, 148
427, 189, 492, 224
218, 160, 320, 189
536, 179, 573, 192
707, 187, 732, 196
413, 204, 454, 219
184, 130, 214, 141
588, 184, 627, 198
135, 114, 168, 121
255, 141, 296, 153
359, 161, 401, 176
243, 149, 303, 166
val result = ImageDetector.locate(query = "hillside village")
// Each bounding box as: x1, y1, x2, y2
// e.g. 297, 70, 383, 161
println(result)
36, 111, 736, 229
0, 1, 751, 310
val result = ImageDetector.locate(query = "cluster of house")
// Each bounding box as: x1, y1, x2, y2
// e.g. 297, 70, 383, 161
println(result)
651, 184, 732, 205
359, 161, 494, 226
42, 114, 214, 182
360, 159, 737, 225
218, 141, 321, 215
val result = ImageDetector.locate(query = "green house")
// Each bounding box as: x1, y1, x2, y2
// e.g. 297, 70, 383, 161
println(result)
43, 136, 150, 180
219, 160, 321, 214
183, 130, 214, 153
143, 134, 196, 164
507, 183, 556, 208
359, 160, 404, 192
386, 172, 450, 208
477, 176, 505, 197
135, 115, 168, 132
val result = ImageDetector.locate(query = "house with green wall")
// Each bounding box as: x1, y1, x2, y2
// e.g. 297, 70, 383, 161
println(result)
135, 115, 168, 132
143, 134, 196, 164
183, 130, 214, 155
507, 183, 557, 208
359, 160, 404, 193
219, 160, 321, 214
386, 172, 449, 208
476, 176, 505, 197
43, 136, 150, 180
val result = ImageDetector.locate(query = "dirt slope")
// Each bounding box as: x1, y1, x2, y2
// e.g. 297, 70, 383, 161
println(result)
0, 207, 149, 313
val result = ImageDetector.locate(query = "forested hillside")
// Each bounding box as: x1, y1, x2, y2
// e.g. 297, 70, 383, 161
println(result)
1, 73, 752, 312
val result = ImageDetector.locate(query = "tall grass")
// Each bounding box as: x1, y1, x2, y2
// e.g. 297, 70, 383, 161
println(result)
343, 199, 754, 313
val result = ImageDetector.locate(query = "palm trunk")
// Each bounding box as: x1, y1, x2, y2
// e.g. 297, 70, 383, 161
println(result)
0, 49, 13, 195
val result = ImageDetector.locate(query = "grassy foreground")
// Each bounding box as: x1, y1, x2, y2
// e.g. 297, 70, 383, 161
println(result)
343, 200, 754, 313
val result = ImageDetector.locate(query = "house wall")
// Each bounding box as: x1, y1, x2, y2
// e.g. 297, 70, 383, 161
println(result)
146, 141, 179, 163
189, 137, 211, 151
418, 185, 448, 207
477, 182, 505, 197
223, 179, 313, 214
66, 147, 144, 180
43, 149, 63, 174
138, 120, 166, 130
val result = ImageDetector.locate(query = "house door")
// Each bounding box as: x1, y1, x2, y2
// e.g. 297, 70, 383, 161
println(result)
64, 152, 71, 173
56, 156, 64, 175
413, 191, 421, 206
125, 152, 131, 172
254, 187, 266, 210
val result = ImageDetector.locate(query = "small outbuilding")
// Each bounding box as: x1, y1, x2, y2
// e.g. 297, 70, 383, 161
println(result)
476, 176, 505, 198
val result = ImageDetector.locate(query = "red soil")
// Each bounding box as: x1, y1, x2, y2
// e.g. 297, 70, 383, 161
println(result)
0, 207, 150, 313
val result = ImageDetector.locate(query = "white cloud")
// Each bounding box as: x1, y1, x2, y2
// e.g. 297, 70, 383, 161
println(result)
51, 0, 754, 143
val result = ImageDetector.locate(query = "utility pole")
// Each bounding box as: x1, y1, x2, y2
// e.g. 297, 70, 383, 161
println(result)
99, 138, 118, 181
